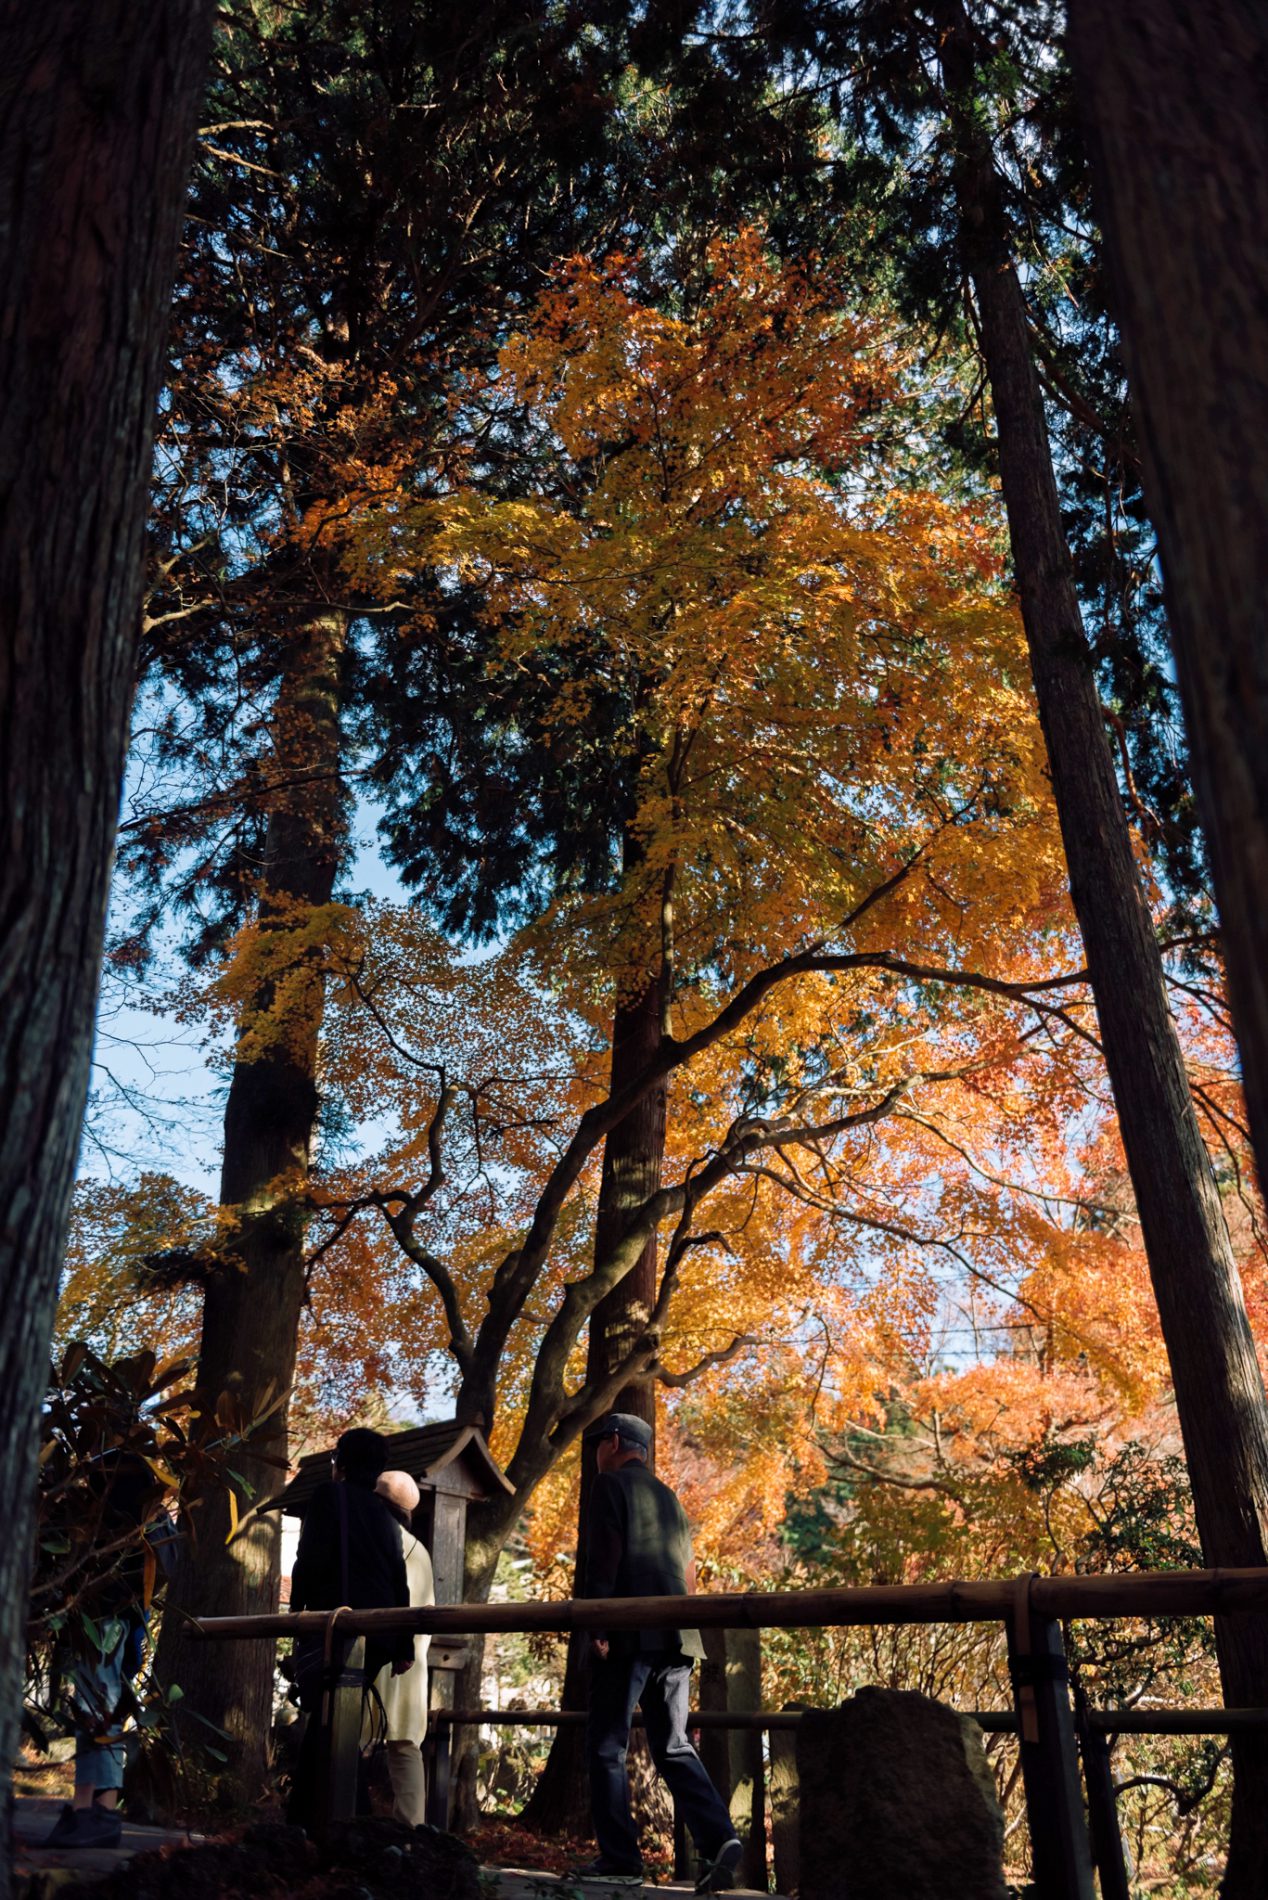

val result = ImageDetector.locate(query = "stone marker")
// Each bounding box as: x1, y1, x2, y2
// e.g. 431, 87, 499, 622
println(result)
796, 1687, 1008, 1900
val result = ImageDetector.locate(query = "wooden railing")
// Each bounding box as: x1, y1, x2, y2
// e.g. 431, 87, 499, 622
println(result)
192, 1565, 1268, 1900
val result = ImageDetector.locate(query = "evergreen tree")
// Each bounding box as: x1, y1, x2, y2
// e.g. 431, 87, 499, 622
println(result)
1068, 0, 1268, 1217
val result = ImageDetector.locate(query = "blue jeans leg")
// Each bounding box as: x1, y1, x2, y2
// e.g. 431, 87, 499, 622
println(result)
71, 1624, 128, 1794
640, 1660, 734, 1859
587, 1653, 649, 1870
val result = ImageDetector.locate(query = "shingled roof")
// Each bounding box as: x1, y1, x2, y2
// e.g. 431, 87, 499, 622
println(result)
265, 1419, 513, 1517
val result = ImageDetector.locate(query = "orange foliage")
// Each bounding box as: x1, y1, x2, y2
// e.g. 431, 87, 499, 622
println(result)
294, 236, 1123, 1563
66, 238, 1266, 1612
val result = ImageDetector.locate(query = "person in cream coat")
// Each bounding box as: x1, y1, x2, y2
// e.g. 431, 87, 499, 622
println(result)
371, 1469, 435, 1824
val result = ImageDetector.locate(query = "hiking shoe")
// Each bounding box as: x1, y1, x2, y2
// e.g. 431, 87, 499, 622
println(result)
575, 1857, 644, 1887
695, 1836, 743, 1893
43, 1802, 124, 1849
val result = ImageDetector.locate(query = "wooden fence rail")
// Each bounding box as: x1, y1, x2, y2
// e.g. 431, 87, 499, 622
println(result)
191, 1562, 1268, 1643
192, 1563, 1268, 1900
434, 1703, 1268, 1735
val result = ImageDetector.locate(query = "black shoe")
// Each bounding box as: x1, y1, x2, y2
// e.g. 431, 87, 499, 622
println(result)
695, 1836, 743, 1893
576, 1856, 644, 1887
43, 1802, 123, 1850
42, 1803, 76, 1846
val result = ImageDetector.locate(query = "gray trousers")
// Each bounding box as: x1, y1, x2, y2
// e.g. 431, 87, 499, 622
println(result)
588, 1652, 733, 1871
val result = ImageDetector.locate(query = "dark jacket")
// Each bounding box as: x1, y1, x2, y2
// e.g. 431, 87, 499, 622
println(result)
584, 1463, 704, 1660
291, 1478, 413, 1672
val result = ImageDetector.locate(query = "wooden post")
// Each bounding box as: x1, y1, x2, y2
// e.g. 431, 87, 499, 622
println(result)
697, 1628, 766, 1887
428, 1713, 453, 1830
673, 1799, 691, 1878
1006, 1579, 1095, 1900
726, 1628, 767, 1890
1079, 1723, 1132, 1900
423, 1641, 467, 1832
769, 1702, 804, 1898
319, 1634, 365, 1831
697, 1629, 731, 1807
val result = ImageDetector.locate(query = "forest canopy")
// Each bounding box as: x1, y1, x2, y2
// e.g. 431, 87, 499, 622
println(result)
15, 2, 1268, 1890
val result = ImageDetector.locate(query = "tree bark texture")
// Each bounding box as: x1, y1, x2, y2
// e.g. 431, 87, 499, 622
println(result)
0, 6, 212, 1888
521, 977, 668, 1837
1065, 0, 1268, 1194
938, 9, 1268, 1889
153, 611, 348, 1795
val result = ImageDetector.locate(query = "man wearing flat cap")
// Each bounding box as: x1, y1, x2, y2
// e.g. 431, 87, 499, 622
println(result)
579, 1411, 741, 1892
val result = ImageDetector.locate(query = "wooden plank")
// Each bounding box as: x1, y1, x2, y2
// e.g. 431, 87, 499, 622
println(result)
428, 1493, 468, 1608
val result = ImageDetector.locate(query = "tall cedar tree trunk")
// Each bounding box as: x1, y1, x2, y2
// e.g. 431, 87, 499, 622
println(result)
520, 975, 668, 1837
154, 613, 348, 1794
0, 6, 212, 1889
938, 8, 1268, 1889
1066, 2, 1268, 1191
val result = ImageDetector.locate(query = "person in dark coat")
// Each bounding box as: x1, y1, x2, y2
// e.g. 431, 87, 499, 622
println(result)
286, 1426, 413, 1829
579, 1411, 741, 1893
290, 1428, 413, 1673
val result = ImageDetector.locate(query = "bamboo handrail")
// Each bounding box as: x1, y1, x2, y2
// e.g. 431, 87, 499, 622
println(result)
190, 1564, 1268, 1643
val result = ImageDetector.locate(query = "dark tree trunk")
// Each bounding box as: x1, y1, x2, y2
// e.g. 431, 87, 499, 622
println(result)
1066, 1, 1268, 1199
939, 9, 1268, 1889
153, 612, 348, 1797
585, 974, 670, 1447
0, 6, 212, 1888
521, 976, 668, 1838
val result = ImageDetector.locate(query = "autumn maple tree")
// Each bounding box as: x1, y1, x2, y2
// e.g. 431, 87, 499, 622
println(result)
287, 226, 1268, 1835
299, 233, 1076, 1594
